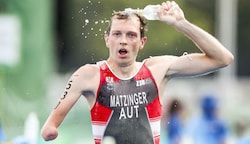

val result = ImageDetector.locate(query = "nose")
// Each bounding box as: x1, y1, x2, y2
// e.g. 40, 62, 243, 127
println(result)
120, 34, 127, 46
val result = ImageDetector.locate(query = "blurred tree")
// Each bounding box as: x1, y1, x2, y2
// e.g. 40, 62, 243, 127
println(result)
0, 0, 55, 138
56, 0, 250, 77
56, 0, 213, 73
237, 0, 250, 77
0, 0, 7, 12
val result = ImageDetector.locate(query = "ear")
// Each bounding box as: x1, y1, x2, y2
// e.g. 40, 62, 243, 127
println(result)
104, 34, 109, 48
140, 37, 147, 50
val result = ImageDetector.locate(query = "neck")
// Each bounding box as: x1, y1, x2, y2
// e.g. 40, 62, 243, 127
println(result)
106, 59, 139, 78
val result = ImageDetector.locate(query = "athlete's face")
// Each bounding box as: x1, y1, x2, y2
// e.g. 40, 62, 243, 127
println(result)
104, 15, 147, 66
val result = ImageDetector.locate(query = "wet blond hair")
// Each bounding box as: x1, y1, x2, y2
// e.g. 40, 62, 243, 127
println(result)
105, 11, 148, 38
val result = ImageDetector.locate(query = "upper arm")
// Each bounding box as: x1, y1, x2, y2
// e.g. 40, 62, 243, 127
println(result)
147, 52, 224, 79
46, 64, 99, 127
167, 53, 224, 77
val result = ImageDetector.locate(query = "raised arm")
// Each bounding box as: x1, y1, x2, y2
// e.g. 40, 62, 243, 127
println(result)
157, 1, 234, 77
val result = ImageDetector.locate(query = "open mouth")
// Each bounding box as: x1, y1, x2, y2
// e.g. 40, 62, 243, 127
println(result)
119, 49, 128, 55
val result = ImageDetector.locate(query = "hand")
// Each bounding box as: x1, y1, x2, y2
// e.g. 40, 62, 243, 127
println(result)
157, 1, 185, 26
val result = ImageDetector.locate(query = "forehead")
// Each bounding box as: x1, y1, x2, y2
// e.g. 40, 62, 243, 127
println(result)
110, 15, 141, 32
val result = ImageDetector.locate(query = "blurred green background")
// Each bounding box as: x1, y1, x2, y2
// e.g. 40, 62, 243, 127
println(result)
0, 0, 249, 143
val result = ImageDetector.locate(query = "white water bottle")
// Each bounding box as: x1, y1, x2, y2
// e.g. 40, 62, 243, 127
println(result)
141, 4, 161, 20
124, 4, 161, 20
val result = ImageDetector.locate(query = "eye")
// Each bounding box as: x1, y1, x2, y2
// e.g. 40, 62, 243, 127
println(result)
127, 32, 137, 38
112, 32, 121, 36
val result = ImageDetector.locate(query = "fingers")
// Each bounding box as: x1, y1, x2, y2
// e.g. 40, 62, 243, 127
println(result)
161, 1, 179, 14
157, 1, 185, 25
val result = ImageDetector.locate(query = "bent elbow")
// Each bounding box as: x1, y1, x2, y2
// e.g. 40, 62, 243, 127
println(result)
221, 53, 234, 67
225, 53, 234, 66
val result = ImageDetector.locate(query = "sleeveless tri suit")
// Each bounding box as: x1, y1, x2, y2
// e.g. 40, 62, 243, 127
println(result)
90, 61, 162, 144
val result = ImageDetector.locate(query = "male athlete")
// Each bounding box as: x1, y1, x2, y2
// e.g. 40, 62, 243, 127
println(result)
41, 1, 234, 144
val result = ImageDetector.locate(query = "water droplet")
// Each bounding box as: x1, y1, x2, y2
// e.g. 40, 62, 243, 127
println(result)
85, 19, 89, 25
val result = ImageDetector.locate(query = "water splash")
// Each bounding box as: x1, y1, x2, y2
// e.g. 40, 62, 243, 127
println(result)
81, 19, 109, 39
78, 0, 110, 39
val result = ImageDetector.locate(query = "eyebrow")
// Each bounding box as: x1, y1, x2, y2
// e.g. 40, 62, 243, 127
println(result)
111, 30, 138, 35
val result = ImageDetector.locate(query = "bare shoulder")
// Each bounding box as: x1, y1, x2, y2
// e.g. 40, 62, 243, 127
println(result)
144, 55, 178, 80
76, 63, 100, 78
143, 55, 179, 92
70, 63, 100, 90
